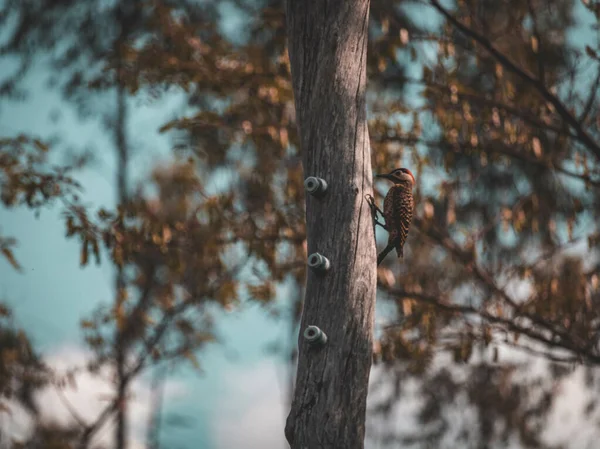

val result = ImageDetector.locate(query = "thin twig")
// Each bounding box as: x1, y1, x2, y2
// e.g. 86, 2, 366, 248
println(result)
55, 386, 88, 428
78, 261, 247, 448
504, 341, 581, 365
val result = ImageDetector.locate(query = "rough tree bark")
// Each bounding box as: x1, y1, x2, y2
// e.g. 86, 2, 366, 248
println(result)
284, 1, 377, 448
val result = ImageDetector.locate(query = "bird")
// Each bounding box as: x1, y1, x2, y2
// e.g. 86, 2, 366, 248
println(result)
374, 168, 415, 258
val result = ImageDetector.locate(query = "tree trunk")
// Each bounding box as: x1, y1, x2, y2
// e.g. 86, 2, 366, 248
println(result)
284, 1, 377, 448
114, 8, 130, 446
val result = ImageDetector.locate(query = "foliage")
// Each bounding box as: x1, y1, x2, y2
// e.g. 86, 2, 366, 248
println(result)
1, 0, 600, 447
370, 0, 600, 445
0, 135, 80, 269
0, 304, 48, 412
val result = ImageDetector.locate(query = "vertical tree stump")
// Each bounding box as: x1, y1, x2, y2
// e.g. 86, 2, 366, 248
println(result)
284, 1, 377, 448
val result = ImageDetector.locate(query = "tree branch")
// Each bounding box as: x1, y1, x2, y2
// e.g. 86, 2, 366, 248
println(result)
77, 263, 245, 448
411, 216, 589, 351
428, 0, 600, 161
54, 386, 89, 429
380, 285, 600, 364
372, 134, 600, 188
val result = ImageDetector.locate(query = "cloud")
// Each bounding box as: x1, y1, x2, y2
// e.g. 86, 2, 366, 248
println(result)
542, 367, 600, 448
2, 344, 187, 449
213, 360, 288, 449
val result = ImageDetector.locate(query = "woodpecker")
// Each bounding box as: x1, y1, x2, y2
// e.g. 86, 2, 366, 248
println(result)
375, 168, 415, 258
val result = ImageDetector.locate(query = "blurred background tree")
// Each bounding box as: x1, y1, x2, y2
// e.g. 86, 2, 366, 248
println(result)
0, 0, 599, 448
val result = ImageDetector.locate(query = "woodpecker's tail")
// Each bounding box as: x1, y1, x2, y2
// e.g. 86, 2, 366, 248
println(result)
389, 234, 403, 258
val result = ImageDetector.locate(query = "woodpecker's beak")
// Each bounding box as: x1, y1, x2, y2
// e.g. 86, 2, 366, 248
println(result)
375, 173, 393, 181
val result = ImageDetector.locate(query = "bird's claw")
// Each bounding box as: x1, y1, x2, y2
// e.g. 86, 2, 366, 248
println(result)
365, 194, 377, 213
366, 194, 387, 230
365, 194, 383, 217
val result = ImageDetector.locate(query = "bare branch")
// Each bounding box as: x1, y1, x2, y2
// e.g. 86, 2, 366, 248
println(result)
504, 341, 582, 365
77, 263, 245, 448
54, 386, 89, 429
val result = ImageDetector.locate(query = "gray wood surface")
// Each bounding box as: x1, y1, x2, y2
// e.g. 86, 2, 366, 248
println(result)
284, 1, 377, 447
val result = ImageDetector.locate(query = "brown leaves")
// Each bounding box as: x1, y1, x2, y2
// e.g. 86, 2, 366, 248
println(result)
1, 135, 79, 209
1, 135, 83, 271
0, 303, 48, 410
248, 282, 275, 303
80, 240, 89, 266
216, 280, 238, 307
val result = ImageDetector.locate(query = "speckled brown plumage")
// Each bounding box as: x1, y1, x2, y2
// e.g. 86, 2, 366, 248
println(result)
383, 183, 414, 257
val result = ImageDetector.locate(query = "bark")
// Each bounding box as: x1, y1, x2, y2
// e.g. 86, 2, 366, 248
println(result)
284, 1, 377, 448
